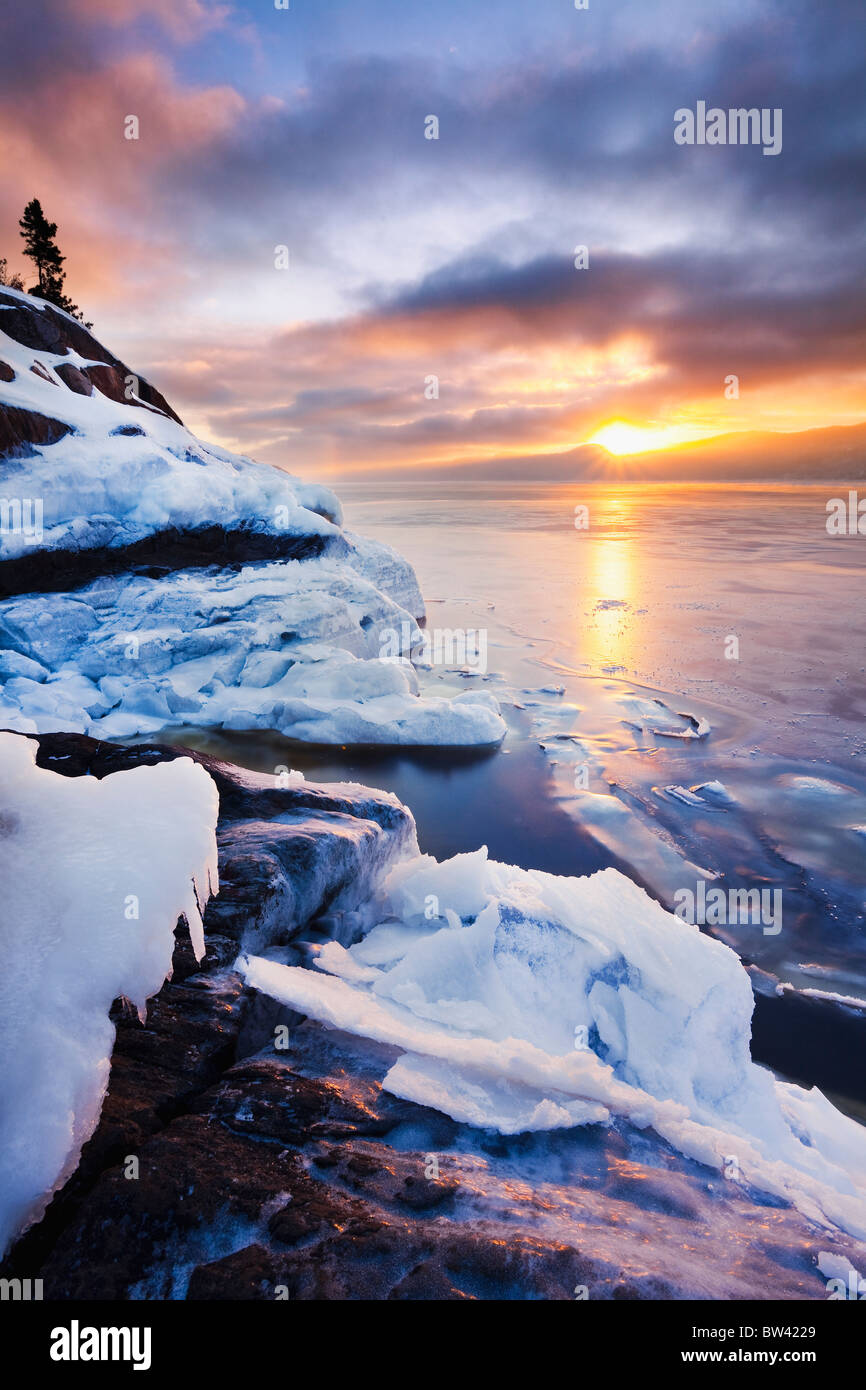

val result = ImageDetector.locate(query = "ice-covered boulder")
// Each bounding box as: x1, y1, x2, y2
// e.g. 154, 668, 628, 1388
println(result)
0, 727, 418, 1266
0, 289, 505, 747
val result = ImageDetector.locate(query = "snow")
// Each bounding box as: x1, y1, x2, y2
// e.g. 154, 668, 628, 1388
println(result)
0, 732, 219, 1255
242, 850, 866, 1240
0, 294, 506, 747
0, 301, 340, 557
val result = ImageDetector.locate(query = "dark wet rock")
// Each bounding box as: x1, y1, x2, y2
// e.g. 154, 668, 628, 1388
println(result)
187, 1246, 277, 1300
0, 361, 14, 383
0, 403, 73, 458
0, 524, 333, 601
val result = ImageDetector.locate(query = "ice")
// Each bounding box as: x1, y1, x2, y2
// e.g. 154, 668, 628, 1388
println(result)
817, 1251, 862, 1284
618, 695, 710, 740
0, 732, 219, 1254
0, 293, 506, 747
384, 1053, 609, 1132
654, 785, 706, 807
242, 851, 866, 1239
0, 562, 506, 747
556, 788, 714, 900
692, 780, 737, 806
780, 984, 866, 1012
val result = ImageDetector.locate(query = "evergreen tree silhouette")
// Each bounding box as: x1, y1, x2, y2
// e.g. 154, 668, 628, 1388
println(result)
18, 199, 91, 326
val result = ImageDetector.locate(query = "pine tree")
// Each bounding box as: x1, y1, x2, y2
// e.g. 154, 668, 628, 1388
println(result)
18, 199, 91, 326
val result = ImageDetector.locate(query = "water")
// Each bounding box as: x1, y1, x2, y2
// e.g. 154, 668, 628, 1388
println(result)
150, 480, 866, 1097
338, 480, 866, 761
140, 480, 866, 1274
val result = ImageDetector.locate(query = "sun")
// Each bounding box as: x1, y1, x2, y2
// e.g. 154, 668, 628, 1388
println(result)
589, 421, 653, 455
588, 420, 714, 456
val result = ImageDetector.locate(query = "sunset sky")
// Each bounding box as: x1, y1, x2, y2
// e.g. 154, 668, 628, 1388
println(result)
0, 0, 863, 480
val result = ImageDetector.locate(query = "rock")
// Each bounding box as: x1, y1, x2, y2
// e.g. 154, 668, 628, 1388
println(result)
29, 362, 56, 384
0, 526, 332, 601
187, 1246, 277, 1300
0, 290, 181, 423
54, 363, 93, 396
0, 403, 72, 457
84, 363, 179, 420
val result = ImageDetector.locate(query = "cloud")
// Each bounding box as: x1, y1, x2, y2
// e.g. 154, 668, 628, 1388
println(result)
138, 242, 861, 477
0, 0, 861, 478
76, 0, 232, 42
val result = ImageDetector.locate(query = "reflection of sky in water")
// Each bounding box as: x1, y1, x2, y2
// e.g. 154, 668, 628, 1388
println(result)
328, 481, 866, 991
149, 482, 866, 1124
341, 482, 866, 760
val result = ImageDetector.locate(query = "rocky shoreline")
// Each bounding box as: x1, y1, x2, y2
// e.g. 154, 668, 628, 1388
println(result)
0, 731, 861, 1301
2, 288, 865, 1300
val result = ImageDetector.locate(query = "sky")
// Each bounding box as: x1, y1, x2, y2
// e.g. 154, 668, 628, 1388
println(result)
0, 0, 863, 481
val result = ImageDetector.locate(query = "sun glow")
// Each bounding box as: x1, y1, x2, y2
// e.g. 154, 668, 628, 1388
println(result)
588, 420, 710, 456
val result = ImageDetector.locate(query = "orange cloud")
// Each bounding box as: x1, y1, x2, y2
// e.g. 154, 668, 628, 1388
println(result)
0, 52, 246, 304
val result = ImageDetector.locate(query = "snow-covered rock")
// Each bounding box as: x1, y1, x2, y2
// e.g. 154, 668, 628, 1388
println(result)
0, 289, 504, 747
0, 731, 219, 1255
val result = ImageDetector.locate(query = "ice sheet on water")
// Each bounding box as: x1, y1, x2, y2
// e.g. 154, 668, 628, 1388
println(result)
0, 733, 219, 1254
617, 695, 710, 739
243, 849, 866, 1239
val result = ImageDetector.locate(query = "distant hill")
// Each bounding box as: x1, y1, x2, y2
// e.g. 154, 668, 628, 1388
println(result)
356, 421, 866, 484
592, 422, 866, 483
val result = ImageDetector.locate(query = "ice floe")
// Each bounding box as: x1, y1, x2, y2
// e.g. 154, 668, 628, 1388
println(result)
618, 695, 710, 740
